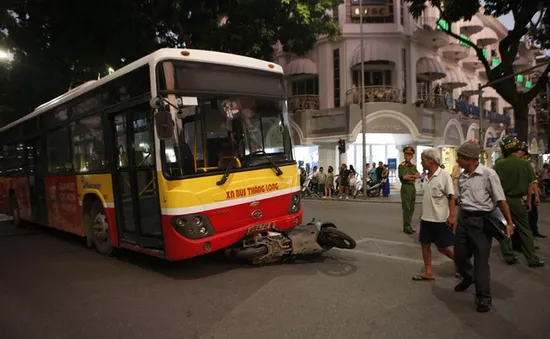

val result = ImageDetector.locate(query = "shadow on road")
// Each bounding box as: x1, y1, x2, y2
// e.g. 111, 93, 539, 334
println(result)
429, 283, 535, 339
116, 249, 359, 280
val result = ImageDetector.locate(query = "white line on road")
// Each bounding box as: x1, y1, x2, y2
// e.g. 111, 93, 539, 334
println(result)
355, 237, 419, 248
338, 248, 425, 264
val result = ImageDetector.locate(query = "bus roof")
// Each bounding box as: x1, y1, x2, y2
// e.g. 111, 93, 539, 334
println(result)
0, 48, 284, 133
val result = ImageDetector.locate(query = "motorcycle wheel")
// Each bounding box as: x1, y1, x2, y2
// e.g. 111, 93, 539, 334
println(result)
318, 227, 356, 250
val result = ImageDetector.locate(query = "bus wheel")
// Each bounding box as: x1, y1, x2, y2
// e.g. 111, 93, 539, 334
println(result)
10, 196, 23, 228
89, 201, 114, 256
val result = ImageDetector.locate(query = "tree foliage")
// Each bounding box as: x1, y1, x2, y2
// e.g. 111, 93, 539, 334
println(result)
0, 0, 341, 125
405, 0, 550, 142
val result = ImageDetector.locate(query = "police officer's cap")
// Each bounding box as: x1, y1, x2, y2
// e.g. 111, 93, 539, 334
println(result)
403, 146, 415, 155
500, 136, 520, 153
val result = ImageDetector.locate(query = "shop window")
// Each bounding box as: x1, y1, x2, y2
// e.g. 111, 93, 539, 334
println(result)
333, 49, 341, 107
291, 78, 319, 95
71, 115, 106, 172
47, 127, 72, 173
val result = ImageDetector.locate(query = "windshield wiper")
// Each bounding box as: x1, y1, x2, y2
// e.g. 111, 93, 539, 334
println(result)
216, 160, 233, 186
216, 139, 245, 186
251, 149, 283, 176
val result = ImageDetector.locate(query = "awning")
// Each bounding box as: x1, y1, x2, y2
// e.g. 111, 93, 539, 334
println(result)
350, 43, 398, 67
440, 43, 469, 60
472, 27, 498, 47
416, 57, 446, 81
284, 58, 318, 76
460, 16, 483, 35
441, 68, 468, 89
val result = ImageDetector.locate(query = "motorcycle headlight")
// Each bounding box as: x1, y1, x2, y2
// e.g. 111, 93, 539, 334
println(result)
288, 192, 301, 214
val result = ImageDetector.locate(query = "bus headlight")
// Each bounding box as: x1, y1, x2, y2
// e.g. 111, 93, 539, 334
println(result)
288, 193, 301, 214
171, 214, 215, 239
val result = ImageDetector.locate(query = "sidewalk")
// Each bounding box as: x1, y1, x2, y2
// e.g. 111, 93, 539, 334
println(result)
303, 192, 423, 204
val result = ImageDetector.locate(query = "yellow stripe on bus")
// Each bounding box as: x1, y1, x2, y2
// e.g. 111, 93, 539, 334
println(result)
158, 164, 299, 210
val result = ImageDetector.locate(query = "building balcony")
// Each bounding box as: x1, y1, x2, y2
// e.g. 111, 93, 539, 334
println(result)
415, 93, 450, 109
345, 86, 404, 105
413, 16, 451, 49
289, 95, 320, 111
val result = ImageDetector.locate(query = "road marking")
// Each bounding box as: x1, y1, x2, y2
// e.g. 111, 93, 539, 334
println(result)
338, 248, 426, 264
355, 237, 419, 248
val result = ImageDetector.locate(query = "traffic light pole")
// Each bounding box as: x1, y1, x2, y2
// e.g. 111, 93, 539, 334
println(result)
360, 1, 368, 195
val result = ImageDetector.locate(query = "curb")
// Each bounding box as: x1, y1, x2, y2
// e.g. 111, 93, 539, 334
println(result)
303, 196, 423, 204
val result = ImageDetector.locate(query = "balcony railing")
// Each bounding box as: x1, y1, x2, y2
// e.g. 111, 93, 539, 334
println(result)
289, 95, 320, 111
346, 86, 404, 104
415, 93, 450, 109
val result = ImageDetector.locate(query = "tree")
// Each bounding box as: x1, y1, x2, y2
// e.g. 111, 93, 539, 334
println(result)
0, 0, 341, 126
405, 0, 550, 142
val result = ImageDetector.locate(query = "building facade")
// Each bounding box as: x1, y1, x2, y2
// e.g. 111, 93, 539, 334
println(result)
275, 0, 546, 175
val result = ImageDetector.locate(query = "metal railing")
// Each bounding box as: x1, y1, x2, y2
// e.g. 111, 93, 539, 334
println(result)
289, 95, 320, 111
345, 86, 404, 104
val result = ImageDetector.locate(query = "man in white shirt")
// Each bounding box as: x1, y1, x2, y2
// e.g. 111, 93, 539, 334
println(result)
413, 148, 457, 281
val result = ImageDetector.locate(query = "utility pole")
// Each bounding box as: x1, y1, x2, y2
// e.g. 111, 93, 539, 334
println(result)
360, 1, 367, 194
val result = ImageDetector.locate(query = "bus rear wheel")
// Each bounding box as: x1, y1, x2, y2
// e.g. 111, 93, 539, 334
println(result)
88, 201, 114, 256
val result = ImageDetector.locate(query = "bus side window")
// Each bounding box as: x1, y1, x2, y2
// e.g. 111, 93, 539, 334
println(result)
71, 115, 106, 172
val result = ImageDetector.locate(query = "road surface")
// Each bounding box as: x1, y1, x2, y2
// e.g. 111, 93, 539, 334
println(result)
1, 201, 549, 339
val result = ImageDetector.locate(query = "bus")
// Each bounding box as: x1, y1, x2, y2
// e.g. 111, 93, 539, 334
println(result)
0, 48, 303, 261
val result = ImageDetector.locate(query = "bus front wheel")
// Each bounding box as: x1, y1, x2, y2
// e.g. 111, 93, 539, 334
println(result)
87, 201, 115, 256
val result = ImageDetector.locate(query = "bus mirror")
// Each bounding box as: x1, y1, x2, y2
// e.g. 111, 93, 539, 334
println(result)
155, 111, 174, 140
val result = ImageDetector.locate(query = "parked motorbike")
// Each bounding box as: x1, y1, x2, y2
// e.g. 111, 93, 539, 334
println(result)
225, 219, 357, 265
353, 179, 383, 199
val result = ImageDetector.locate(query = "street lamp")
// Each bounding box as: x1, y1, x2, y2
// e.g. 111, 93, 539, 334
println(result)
0, 50, 12, 60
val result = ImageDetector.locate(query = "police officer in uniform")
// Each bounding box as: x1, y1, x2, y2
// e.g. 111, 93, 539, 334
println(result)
494, 137, 544, 267
398, 146, 420, 234
453, 141, 514, 313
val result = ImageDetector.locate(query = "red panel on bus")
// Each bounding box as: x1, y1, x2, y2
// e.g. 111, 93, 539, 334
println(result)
45, 176, 83, 235
12, 177, 32, 220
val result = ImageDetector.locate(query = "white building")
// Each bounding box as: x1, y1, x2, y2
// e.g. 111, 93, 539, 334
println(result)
274, 1, 545, 174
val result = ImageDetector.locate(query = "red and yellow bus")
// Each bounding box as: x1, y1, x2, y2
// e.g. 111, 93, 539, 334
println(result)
0, 48, 302, 260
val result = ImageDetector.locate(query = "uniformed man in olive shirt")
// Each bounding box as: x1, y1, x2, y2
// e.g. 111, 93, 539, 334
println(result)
494, 137, 544, 267
398, 146, 420, 234
453, 141, 514, 313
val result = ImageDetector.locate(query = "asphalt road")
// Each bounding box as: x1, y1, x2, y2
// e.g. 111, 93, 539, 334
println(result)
1, 201, 549, 339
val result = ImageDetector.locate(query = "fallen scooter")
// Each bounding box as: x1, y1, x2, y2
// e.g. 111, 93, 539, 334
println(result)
225, 219, 356, 265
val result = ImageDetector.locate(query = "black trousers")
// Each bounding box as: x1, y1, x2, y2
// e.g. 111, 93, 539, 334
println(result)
454, 211, 492, 300
528, 193, 539, 235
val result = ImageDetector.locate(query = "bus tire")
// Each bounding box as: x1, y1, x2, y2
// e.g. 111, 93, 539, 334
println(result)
88, 201, 115, 256
10, 195, 24, 228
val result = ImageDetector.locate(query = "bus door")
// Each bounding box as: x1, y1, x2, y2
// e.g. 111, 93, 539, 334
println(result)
28, 137, 48, 223
109, 103, 164, 251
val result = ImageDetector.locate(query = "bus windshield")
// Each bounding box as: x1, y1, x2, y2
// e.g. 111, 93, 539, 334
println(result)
157, 61, 293, 178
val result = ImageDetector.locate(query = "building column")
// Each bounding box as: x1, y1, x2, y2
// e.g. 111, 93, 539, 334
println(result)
318, 143, 339, 168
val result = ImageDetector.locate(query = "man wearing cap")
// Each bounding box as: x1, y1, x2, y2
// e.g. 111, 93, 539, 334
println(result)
453, 141, 514, 313
398, 146, 420, 234
495, 138, 544, 267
